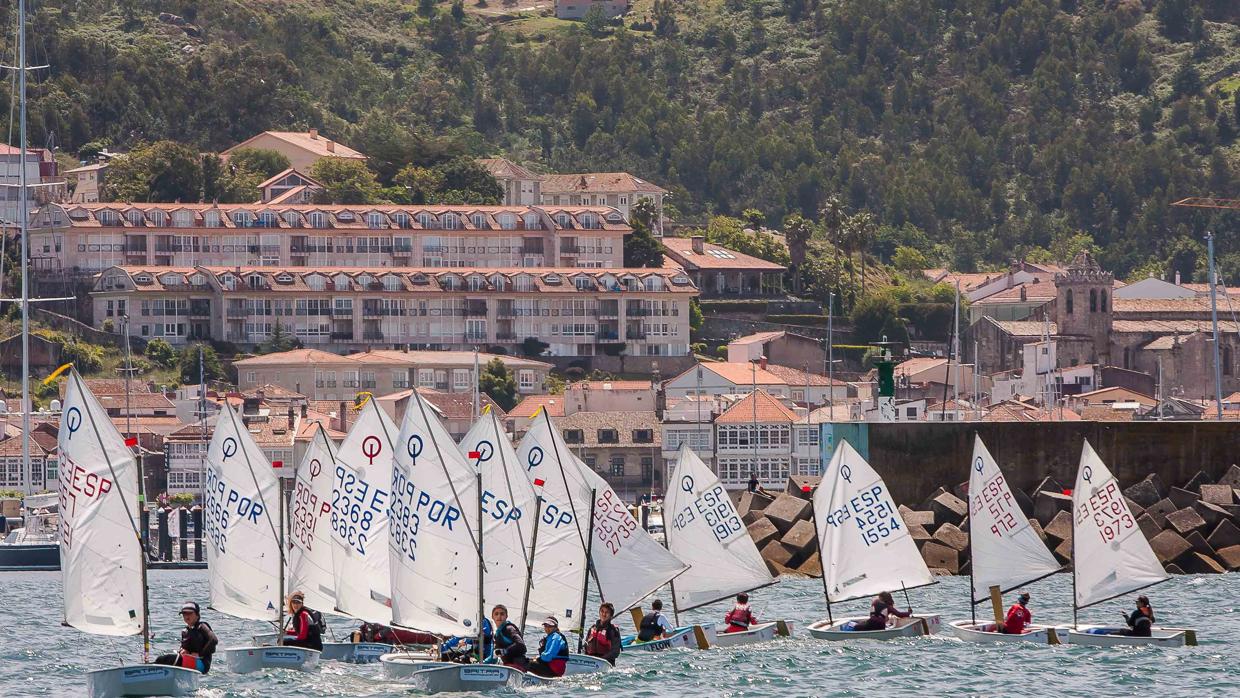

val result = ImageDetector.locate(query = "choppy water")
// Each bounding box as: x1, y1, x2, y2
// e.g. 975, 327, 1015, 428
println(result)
1, 570, 1235, 697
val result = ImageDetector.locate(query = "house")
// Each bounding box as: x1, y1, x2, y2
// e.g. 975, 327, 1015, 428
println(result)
222, 129, 367, 173
65, 162, 107, 203
562, 380, 654, 413
258, 169, 324, 204
662, 236, 786, 297
540, 171, 666, 234
507, 394, 567, 433
1069, 386, 1155, 409
663, 360, 844, 405
373, 388, 505, 441
727, 330, 826, 373
712, 389, 800, 490
555, 410, 661, 499
555, 1, 631, 21
479, 158, 542, 206
892, 357, 976, 402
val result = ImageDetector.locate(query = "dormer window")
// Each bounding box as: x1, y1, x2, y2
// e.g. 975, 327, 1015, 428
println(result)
232, 211, 253, 228
308, 212, 327, 229
258, 211, 278, 227
498, 213, 516, 230
150, 210, 168, 226
134, 274, 152, 285
471, 213, 486, 229
411, 273, 429, 285
524, 213, 539, 229
160, 273, 184, 286
417, 212, 434, 228
392, 212, 411, 228
367, 212, 385, 229
514, 274, 534, 292
383, 275, 402, 291
442, 275, 462, 291
283, 211, 301, 226
544, 273, 562, 286
247, 274, 266, 289
190, 273, 206, 286
467, 275, 485, 291
357, 274, 375, 288
98, 210, 120, 225
306, 275, 326, 291
275, 273, 294, 284
442, 213, 460, 230
645, 276, 665, 291
490, 274, 506, 291
580, 213, 599, 229
173, 210, 194, 227
203, 210, 220, 227
555, 213, 570, 227
333, 273, 350, 291
573, 275, 593, 291
336, 211, 355, 222
672, 274, 690, 285
219, 274, 237, 290
126, 210, 145, 226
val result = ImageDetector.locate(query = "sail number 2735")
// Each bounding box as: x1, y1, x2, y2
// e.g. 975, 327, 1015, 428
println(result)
822, 485, 901, 547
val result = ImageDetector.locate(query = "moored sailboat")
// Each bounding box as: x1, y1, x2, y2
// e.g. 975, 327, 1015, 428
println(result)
1064, 441, 1197, 647
948, 435, 1063, 644
807, 440, 941, 640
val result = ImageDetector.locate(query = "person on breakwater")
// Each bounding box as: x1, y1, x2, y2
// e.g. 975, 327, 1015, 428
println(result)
723, 592, 758, 633
637, 599, 675, 641
585, 602, 622, 665
527, 616, 569, 678
1003, 593, 1033, 634
851, 591, 911, 632
1122, 595, 1155, 637
486, 605, 528, 670
283, 592, 323, 651
153, 601, 218, 674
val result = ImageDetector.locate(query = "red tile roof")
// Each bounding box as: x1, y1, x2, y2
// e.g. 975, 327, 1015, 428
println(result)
541, 172, 665, 194
662, 237, 786, 272
224, 130, 367, 160
715, 389, 800, 424
508, 395, 566, 419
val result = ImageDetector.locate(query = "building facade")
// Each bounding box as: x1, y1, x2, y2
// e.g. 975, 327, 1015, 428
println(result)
555, 410, 662, 500
91, 265, 697, 357
479, 158, 542, 206
661, 236, 786, 297
540, 172, 666, 235
29, 203, 631, 273
65, 163, 107, 203
222, 129, 367, 173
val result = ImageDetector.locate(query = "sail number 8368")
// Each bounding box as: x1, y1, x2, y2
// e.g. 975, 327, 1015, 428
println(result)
822, 485, 901, 547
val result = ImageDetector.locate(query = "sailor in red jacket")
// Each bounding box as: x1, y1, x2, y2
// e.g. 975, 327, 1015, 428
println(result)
1003, 593, 1033, 634
723, 593, 758, 633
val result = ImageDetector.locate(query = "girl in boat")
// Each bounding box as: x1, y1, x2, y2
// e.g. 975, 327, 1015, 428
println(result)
153, 601, 218, 674
851, 592, 911, 632
723, 593, 758, 633
585, 603, 622, 665
487, 605, 528, 670
283, 592, 323, 651
528, 616, 570, 678
1122, 596, 1154, 637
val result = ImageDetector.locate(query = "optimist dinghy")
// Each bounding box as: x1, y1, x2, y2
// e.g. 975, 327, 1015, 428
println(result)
1064, 442, 1197, 647
947, 436, 1063, 644
405, 664, 525, 692
621, 624, 716, 651
806, 440, 940, 641
60, 370, 202, 697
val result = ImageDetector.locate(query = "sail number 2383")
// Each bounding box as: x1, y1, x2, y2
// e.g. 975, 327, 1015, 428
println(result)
822, 485, 901, 547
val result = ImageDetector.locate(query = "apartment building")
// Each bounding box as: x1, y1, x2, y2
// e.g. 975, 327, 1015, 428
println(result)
233, 348, 552, 401
91, 265, 697, 357
540, 172, 666, 235
0, 145, 61, 226
29, 203, 631, 273
480, 158, 542, 206
664, 361, 847, 405
65, 162, 107, 203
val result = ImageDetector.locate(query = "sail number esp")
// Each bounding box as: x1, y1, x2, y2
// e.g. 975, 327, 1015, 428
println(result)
671, 483, 743, 543
822, 485, 901, 547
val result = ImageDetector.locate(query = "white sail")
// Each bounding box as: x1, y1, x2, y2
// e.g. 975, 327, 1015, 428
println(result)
58, 370, 144, 636
515, 413, 593, 625
579, 458, 688, 613
459, 410, 537, 616
204, 404, 282, 621
288, 424, 338, 612
665, 444, 773, 610
330, 400, 398, 624
814, 440, 933, 603
968, 436, 1061, 602
1073, 440, 1168, 609
389, 390, 481, 637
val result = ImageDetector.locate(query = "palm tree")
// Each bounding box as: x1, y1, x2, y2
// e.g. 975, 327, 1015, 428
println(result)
848, 211, 876, 295
819, 196, 845, 298
783, 214, 813, 295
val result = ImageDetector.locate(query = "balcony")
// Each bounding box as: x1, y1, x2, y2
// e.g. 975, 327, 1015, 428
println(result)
495, 332, 517, 341
464, 305, 488, 317
597, 330, 620, 341
626, 307, 650, 316
464, 333, 488, 343
362, 333, 384, 342
559, 245, 581, 254
330, 332, 354, 341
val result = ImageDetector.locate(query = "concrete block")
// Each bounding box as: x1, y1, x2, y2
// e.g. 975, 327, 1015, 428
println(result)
1028, 476, 1064, 498
1124, 497, 1146, 520
780, 519, 818, 554
1043, 510, 1073, 543
766, 558, 798, 578
1222, 504, 1240, 520
1206, 519, 1240, 551
1122, 478, 1162, 508
1145, 498, 1177, 529
1028, 518, 1047, 542
918, 487, 949, 511
760, 539, 794, 568
1053, 538, 1072, 564
741, 508, 763, 526
1167, 486, 1199, 510
932, 522, 968, 551
1200, 484, 1235, 506
1182, 470, 1210, 494
1216, 545, 1240, 571
1148, 530, 1192, 564
1216, 464, 1240, 489
1193, 500, 1230, 527
921, 542, 959, 574
738, 490, 775, 518
763, 494, 811, 534
786, 475, 821, 500
926, 491, 968, 528
1185, 530, 1215, 557
907, 523, 931, 542
929, 567, 953, 577
747, 518, 780, 549
797, 551, 822, 578
1182, 552, 1225, 574
1165, 507, 1207, 536
1137, 514, 1161, 540
1033, 490, 1072, 526
898, 505, 935, 527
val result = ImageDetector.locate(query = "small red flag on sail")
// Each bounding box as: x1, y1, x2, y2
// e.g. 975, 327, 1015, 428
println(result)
124, 437, 138, 447
468, 451, 481, 459
533, 478, 545, 487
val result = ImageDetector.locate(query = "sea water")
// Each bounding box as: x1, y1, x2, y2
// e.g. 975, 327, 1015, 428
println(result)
1, 570, 1235, 697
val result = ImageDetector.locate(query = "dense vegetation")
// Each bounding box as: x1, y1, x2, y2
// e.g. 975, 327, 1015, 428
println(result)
3, 0, 1240, 281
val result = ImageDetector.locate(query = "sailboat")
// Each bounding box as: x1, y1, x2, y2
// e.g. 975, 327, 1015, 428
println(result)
662, 444, 791, 648
206, 404, 320, 673
1064, 441, 1197, 647
806, 440, 941, 640
61, 369, 202, 697
947, 435, 1063, 643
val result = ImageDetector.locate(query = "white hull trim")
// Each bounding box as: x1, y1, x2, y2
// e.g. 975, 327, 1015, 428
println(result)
807, 615, 942, 641
221, 645, 321, 674
252, 632, 394, 664
712, 621, 791, 647
405, 664, 524, 693
947, 620, 1059, 644
1066, 625, 1196, 647
381, 652, 612, 681
621, 623, 718, 651
86, 664, 201, 698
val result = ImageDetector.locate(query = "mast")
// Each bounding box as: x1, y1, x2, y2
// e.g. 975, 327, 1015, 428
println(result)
199, 346, 207, 502
519, 496, 542, 630
1071, 470, 1078, 629
810, 500, 833, 625
124, 325, 152, 662
827, 292, 834, 409
475, 472, 484, 662
1207, 232, 1224, 421
18, 0, 31, 496
952, 281, 960, 415
576, 487, 597, 653
277, 465, 286, 645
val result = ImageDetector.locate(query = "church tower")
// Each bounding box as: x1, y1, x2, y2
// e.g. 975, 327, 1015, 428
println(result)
1055, 251, 1113, 364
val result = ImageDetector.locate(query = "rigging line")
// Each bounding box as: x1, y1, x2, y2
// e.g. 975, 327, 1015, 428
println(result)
541, 408, 592, 559
73, 369, 144, 544
489, 410, 532, 568
411, 389, 481, 555
224, 403, 287, 578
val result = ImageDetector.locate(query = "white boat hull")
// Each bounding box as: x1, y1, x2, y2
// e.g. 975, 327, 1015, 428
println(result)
405, 664, 524, 693
222, 645, 320, 674
621, 624, 717, 651
1066, 625, 1196, 647
562, 654, 613, 674
252, 631, 395, 664
712, 621, 790, 647
86, 664, 200, 698
947, 620, 1059, 644
382, 652, 611, 681
807, 615, 942, 641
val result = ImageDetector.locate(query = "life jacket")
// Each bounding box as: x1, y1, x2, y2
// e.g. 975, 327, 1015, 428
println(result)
638, 612, 664, 641
1003, 603, 1031, 634
542, 631, 569, 660
725, 605, 755, 631
494, 620, 521, 649
586, 622, 614, 656
304, 607, 327, 643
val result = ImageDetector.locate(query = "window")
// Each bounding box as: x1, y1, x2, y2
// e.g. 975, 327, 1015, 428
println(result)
306, 275, 326, 291
609, 456, 625, 477
1100, 290, 1107, 312
518, 370, 535, 391
797, 428, 819, 447
632, 429, 653, 443
1090, 289, 1097, 312
471, 213, 486, 228
641, 456, 654, 483
418, 369, 435, 387
453, 369, 470, 391
1065, 289, 1073, 314
367, 212, 385, 229
442, 213, 460, 230
1225, 346, 1233, 376
598, 428, 618, 444
499, 213, 516, 230
564, 429, 584, 444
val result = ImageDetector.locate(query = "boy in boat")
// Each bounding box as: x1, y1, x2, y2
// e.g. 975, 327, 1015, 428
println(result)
723, 593, 758, 633
487, 604, 528, 670
637, 599, 676, 641
1121, 595, 1154, 637
585, 602, 622, 665
527, 616, 569, 678
283, 591, 324, 651
851, 591, 911, 632
1002, 593, 1032, 634
153, 601, 218, 674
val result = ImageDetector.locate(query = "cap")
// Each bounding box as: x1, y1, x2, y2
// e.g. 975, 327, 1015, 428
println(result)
180, 601, 200, 615
542, 616, 559, 627
290, 592, 305, 602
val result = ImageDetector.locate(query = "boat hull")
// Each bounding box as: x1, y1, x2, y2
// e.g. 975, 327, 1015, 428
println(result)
86, 664, 200, 698
712, 621, 789, 647
252, 632, 395, 663
621, 624, 717, 651
221, 645, 320, 673
947, 620, 1059, 644
405, 664, 524, 693
807, 615, 942, 641
0, 542, 59, 571
381, 653, 611, 680
1066, 625, 1195, 647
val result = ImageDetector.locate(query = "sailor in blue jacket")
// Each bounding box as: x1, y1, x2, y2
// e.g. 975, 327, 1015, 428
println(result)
527, 616, 569, 677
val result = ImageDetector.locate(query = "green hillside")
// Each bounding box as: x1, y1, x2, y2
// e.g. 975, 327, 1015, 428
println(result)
4, 0, 1240, 278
